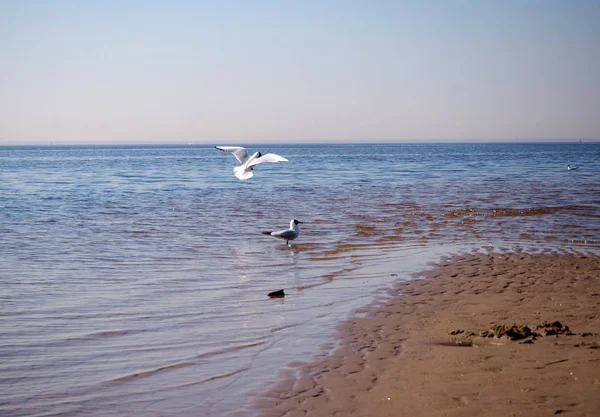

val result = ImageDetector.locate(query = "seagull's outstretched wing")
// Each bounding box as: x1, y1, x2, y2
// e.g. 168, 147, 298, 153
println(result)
248, 153, 288, 168
215, 146, 249, 165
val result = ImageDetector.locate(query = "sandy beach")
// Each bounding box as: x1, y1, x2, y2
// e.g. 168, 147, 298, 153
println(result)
254, 252, 600, 417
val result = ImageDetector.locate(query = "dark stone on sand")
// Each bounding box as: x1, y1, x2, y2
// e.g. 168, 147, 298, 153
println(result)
482, 324, 533, 340
473, 320, 575, 341
268, 289, 285, 298
505, 325, 533, 340
536, 321, 570, 337
435, 340, 473, 347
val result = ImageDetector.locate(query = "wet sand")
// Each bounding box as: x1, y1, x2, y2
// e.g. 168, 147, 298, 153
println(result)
254, 252, 600, 416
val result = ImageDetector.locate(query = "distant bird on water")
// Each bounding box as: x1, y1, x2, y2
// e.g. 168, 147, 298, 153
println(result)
262, 219, 303, 246
567, 164, 578, 171
215, 146, 288, 180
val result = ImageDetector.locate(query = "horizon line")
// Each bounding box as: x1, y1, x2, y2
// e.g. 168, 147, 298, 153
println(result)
1, 138, 599, 147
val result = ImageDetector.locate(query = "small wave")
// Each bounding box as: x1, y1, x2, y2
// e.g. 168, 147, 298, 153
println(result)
323, 267, 358, 281
296, 281, 330, 291
321, 243, 375, 256
194, 341, 266, 360
111, 362, 193, 384
200, 367, 249, 383
70, 329, 135, 342
354, 224, 378, 237
564, 238, 600, 246
269, 322, 305, 334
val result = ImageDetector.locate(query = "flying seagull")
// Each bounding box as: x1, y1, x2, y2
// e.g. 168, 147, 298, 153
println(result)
262, 219, 303, 246
215, 146, 288, 180
567, 164, 578, 171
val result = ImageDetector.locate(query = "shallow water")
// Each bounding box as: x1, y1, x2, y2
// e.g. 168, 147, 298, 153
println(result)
1, 143, 599, 416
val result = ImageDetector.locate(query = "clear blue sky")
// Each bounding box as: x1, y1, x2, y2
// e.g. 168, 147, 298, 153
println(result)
1, 0, 599, 144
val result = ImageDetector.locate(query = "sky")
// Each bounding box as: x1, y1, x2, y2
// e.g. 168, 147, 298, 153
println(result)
0, 0, 599, 145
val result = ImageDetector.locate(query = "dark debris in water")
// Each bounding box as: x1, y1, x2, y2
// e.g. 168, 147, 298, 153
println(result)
268, 289, 285, 298
442, 207, 563, 219
443, 208, 482, 218
491, 207, 562, 217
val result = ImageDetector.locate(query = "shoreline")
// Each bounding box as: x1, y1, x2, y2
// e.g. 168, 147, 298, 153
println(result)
253, 251, 600, 416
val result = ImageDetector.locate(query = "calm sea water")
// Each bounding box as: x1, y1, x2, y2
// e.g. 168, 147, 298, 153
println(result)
1, 143, 600, 416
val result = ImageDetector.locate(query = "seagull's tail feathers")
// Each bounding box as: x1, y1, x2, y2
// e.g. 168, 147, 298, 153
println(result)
261, 231, 273, 236
233, 166, 253, 180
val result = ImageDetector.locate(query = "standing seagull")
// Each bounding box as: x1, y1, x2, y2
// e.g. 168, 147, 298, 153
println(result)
567, 164, 578, 171
215, 146, 288, 180
262, 219, 303, 246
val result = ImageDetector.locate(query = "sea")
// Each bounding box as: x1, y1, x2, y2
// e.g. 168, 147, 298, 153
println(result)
1, 142, 599, 417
